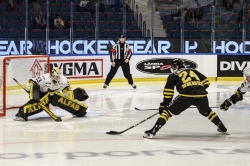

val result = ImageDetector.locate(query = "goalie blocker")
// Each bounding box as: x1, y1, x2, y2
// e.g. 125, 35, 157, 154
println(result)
17, 85, 89, 120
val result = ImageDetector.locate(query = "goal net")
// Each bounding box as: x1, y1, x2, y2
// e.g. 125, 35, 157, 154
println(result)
0, 55, 50, 116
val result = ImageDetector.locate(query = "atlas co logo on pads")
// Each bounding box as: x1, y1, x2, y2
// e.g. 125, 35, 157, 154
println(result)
136, 58, 198, 75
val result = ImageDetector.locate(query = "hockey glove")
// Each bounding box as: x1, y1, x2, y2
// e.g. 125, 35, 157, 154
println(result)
220, 99, 232, 111
159, 102, 167, 114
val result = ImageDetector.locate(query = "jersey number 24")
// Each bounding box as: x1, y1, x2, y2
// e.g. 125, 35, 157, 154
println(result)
178, 71, 200, 83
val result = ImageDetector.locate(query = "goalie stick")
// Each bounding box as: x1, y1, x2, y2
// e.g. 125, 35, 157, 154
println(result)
5, 59, 73, 122
106, 112, 158, 135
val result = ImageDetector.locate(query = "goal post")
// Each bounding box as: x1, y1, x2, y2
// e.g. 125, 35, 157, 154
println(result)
0, 55, 50, 116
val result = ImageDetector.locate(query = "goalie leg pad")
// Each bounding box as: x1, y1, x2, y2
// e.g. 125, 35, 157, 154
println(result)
22, 92, 51, 117
29, 84, 40, 101
51, 92, 88, 117
73, 88, 89, 101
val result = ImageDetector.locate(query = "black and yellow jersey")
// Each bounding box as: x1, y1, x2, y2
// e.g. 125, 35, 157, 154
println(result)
163, 68, 210, 105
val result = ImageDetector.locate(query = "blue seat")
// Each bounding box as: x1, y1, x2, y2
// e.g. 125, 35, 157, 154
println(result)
100, 29, 111, 38
187, 22, 197, 30
60, 4, 70, 12
31, 29, 43, 38
184, 30, 191, 39
84, 29, 95, 38
230, 13, 238, 22
104, 12, 114, 21
52, 29, 64, 38
0, 12, 9, 21
40, 3, 47, 12
227, 30, 239, 39
221, 13, 232, 24
105, 4, 111, 12
37, 0, 46, 3
132, 29, 142, 38
0, 20, 10, 29
0, 29, 8, 38
19, 3, 28, 12
127, 21, 138, 30
110, 29, 121, 38
60, 12, 70, 22
126, 29, 132, 38
99, 21, 107, 30
8, 30, 19, 38
10, 21, 20, 29
169, 30, 180, 38
126, 13, 134, 22
197, 22, 208, 30
50, 4, 60, 12
85, 21, 95, 29
0, 3, 9, 12
117, 21, 124, 30
166, 22, 176, 33
73, 12, 82, 21
20, 21, 26, 30
215, 6, 220, 16
191, 30, 201, 38
63, 29, 70, 38
233, 4, 243, 14
201, 5, 211, 14
75, 21, 85, 29
201, 30, 211, 38
215, 30, 223, 39
163, 14, 172, 23
57, 0, 66, 4
228, 22, 238, 30
114, 13, 123, 21
107, 21, 117, 30
9, 12, 20, 21
203, 13, 212, 22
82, 12, 92, 21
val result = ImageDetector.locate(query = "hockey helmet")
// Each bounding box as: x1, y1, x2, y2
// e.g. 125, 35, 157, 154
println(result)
50, 67, 61, 82
243, 66, 250, 77
171, 58, 185, 71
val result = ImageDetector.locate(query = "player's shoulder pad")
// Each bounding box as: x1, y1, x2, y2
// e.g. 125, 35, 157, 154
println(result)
60, 75, 69, 85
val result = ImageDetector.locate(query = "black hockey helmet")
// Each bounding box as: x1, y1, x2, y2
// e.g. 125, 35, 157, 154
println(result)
119, 34, 126, 38
171, 58, 185, 70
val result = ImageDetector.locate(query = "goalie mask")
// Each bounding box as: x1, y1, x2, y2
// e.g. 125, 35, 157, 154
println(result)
50, 67, 61, 83
171, 58, 185, 72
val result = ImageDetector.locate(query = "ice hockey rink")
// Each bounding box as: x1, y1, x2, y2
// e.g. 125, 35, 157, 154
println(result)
0, 81, 250, 166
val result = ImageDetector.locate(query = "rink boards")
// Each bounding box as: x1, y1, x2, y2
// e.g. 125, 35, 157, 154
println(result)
49, 54, 246, 83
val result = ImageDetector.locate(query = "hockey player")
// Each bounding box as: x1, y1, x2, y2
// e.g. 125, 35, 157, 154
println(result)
14, 67, 89, 121
220, 66, 250, 111
143, 58, 228, 139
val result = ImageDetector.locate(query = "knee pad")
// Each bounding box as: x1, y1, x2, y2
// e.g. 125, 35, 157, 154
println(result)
199, 107, 212, 117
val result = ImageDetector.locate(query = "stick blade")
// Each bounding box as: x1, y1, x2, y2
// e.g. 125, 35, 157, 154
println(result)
106, 131, 122, 135
60, 114, 74, 121
134, 107, 140, 110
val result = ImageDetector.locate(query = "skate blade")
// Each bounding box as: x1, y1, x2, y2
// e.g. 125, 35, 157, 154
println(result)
13, 117, 25, 121
143, 133, 154, 139
219, 132, 230, 135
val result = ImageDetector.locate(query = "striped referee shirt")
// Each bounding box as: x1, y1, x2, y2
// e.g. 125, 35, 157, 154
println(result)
110, 42, 132, 62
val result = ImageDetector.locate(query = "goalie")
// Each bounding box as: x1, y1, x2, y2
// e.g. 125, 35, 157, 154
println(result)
14, 67, 89, 121
220, 66, 250, 111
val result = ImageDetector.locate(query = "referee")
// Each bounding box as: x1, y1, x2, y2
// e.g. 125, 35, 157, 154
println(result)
103, 34, 136, 89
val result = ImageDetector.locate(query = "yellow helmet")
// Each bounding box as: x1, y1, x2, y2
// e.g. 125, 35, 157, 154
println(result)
50, 67, 61, 82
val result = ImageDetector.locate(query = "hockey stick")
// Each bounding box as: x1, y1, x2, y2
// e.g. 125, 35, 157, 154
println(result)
106, 112, 158, 135
134, 106, 220, 111
5, 68, 73, 122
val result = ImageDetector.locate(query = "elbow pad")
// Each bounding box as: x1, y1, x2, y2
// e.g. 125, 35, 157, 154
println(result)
230, 89, 244, 104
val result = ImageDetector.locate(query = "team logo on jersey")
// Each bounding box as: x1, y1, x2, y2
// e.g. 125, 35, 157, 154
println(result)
30, 59, 43, 78
136, 58, 198, 75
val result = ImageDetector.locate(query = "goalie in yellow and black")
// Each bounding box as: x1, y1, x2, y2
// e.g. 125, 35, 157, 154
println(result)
14, 67, 89, 121
143, 58, 228, 139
